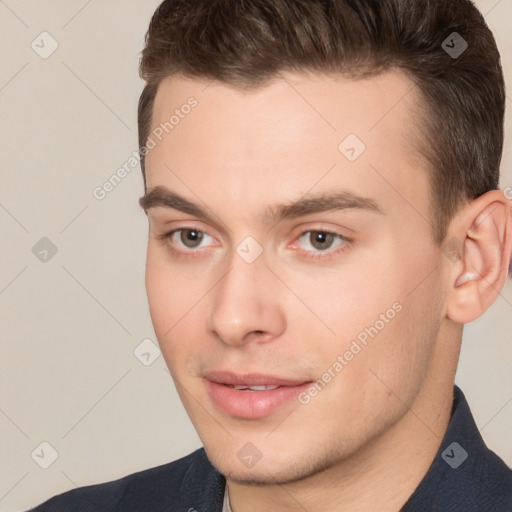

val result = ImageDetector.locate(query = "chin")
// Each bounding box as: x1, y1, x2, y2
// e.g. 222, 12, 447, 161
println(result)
206, 444, 343, 486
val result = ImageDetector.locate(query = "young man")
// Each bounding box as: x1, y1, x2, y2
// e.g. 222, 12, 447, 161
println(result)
30, 0, 512, 510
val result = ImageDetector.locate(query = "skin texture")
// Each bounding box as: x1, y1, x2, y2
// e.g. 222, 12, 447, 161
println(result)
141, 69, 512, 512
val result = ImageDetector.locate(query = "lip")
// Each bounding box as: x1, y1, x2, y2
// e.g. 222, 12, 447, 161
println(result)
204, 370, 309, 387
204, 371, 313, 419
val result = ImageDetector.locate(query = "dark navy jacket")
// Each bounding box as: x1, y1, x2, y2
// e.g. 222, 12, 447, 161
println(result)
28, 386, 512, 511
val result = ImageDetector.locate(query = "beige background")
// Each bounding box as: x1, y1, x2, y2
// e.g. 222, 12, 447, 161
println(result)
0, 1, 511, 510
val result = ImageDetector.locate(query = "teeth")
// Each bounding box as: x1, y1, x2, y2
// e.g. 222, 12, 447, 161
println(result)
232, 385, 280, 391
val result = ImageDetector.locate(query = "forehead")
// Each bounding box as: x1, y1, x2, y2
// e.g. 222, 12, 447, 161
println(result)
145, 69, 430, 230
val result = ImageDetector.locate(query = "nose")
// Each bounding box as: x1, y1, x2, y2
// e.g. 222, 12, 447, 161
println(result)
207, 251, 286, 347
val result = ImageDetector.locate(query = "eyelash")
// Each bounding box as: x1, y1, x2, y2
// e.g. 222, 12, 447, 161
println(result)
155, 225, 353, 261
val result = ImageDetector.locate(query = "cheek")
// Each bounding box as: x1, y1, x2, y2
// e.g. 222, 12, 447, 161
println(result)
348, 267, 444, 404
292, 253, 437, 391
145, 251, 174, 334
145, 248, 195, 363
283, 260, 400, 348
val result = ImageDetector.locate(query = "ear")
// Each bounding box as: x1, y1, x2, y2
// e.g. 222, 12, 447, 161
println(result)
444, 190, 512, 324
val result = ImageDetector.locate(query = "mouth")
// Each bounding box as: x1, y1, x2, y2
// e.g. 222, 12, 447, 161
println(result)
203, 371, 313, 419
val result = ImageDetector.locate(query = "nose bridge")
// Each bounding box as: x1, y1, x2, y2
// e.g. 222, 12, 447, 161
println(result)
208, 247, 284, 346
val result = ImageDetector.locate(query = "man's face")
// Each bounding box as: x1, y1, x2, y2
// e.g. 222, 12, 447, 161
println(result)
142, 70, 449, 484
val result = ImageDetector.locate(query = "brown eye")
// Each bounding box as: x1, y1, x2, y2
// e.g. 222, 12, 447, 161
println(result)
295, 229, 351, 260
309, 231, 335, 250
179, 229, 204, 248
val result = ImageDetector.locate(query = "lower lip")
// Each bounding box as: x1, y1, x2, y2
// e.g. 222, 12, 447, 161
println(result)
205, 380, 312, 419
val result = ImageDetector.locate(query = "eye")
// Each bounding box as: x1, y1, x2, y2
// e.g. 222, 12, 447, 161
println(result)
155, 227, 216, 253
173, 228, 208, 249
295, 230, 352, 259
155, 226, 352, 261
299, 231, 339, 251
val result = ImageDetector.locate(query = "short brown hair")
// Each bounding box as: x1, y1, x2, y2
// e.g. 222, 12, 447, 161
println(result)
138, 0, 505, 249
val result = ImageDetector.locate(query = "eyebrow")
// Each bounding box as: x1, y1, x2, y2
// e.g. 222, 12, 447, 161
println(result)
139, 185, 385, 229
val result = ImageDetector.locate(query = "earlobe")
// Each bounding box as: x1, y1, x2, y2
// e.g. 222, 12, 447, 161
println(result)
445, 191, 512, 325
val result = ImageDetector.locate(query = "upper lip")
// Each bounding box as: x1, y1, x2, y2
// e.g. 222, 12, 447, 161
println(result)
204, 370, 311, 387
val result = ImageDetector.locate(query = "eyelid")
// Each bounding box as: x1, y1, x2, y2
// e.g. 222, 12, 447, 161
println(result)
289, 222, 352, 242
152, 217, 217, 238
288, 228, 353, 259
155, 224, 218, 249
290, 230, 349, 248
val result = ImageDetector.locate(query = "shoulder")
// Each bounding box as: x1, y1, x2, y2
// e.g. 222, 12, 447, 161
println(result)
402, 386, 512, 511
458, 431, 512, 507
26, 448, 225, 512
443, 387, 512, 508
425, 432, 512, 510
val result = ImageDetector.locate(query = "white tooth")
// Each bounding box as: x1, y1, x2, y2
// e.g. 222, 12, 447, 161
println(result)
248, 385, 280, 391
232, 385, 280, 391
